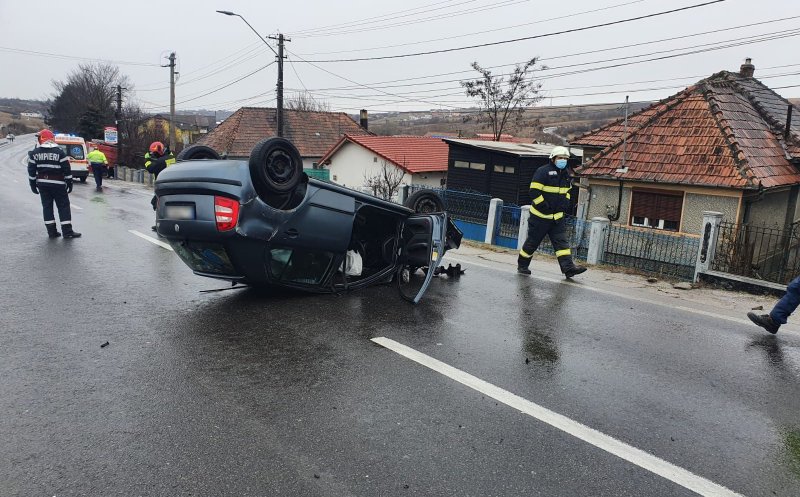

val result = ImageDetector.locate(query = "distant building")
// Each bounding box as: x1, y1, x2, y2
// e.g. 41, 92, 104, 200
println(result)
572, 59, 800, 234
21, 112, 43, 119
319, 135, 448, 190
444, 139, 581, 206
196, 107, 371, 168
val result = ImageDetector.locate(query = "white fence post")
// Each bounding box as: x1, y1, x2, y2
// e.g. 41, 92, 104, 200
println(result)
398, 185, 409, 205
485, 198, 503, 245
694, 211, 724, 282
586, 217, 610, 265
517, 205, 531, 250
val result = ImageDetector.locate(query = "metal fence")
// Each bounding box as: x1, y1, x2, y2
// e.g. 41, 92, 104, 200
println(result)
535, 215, 590, 261
499, 205, 522, 238
710, 221, 800, 284
409, 186, 494, 224
603, 225, 700, 280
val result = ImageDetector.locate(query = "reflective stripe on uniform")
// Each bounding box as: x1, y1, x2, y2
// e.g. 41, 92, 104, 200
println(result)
37, 179, 66, 185
166, 157, 176, 166
529, 206, 564, 220
533, 195, 545, 205
519, 249, 533, 259
555, 248, 571, 257
530, 182, 570, 194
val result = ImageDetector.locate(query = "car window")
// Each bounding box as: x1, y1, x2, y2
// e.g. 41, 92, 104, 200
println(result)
268, 247, 334, 285
57, 144, 86, 160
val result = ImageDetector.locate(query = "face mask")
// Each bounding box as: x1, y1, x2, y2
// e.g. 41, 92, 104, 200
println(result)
555, 159, 568, 169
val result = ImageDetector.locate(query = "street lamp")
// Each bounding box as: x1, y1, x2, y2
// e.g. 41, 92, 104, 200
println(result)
216, 10, 285, 137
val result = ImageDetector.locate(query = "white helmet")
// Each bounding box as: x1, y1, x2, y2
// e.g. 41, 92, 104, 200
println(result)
549, 146, 570, 159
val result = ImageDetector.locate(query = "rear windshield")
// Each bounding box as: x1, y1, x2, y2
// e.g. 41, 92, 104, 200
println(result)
57, 143, 85, 160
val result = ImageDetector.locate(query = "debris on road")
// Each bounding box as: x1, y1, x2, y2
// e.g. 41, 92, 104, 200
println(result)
100, 341, 109, 348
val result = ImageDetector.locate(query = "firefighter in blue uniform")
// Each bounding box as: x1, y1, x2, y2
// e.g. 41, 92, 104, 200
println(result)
28, 129, 81, 238
517, 145, 585, 278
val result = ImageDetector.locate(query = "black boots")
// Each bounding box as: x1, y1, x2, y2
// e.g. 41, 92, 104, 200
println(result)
62, 224, 82, 238
46, 224, 61, 238
747, 312, 779, 334
564, 265, 587, 278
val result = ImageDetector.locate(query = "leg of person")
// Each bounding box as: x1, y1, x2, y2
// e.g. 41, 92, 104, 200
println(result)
549, 219, 586, 278
54, 188, 81, 238
151, 194, 158, 231
93, 165, 103, 190
748, 275, 800, 334
517, 216, 551, 274
39, 187, 60, 238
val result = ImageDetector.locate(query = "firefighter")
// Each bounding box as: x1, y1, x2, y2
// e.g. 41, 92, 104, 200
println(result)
87, 145, 108, 191
517, 145, 585, 278
28, 129, 81, 238
143, 141, 175, 231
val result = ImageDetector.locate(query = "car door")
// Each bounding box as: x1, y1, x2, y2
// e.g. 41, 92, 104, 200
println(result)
397, 213, 449, 303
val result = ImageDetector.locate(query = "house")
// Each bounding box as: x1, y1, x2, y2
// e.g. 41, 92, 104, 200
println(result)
572, 59, 800, 235
196, 107, 371, 168
444, 138, 580, 206
150, 114, 217, 145
319, 135, 448, 190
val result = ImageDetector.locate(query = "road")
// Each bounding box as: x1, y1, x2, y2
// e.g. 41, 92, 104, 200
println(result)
1, 136, 799, 497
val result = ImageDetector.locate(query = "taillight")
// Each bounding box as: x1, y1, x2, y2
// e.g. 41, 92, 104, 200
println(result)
214, 196, 239, 231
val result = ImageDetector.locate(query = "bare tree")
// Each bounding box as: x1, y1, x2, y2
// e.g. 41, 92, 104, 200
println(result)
285, 92, 330, 112
461, 58, 544, 141
364, 160, 406, 200
47, 63, 129, 138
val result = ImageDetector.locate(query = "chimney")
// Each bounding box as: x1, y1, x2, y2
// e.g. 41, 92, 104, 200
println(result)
740, 58, 755, 78
359, 109, 368, 131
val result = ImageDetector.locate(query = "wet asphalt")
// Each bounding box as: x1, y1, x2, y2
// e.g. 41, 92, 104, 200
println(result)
1, 137, 799, 497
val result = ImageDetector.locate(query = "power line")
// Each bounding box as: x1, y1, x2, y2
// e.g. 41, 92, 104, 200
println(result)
175, 62, 276, 105
294, 0, 646, 56
297, 0, 726, 62
0, 46, 160, 66
291, 0, 529, 38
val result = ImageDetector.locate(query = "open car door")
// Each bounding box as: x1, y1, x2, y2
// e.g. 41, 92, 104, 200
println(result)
397, 213, 462, 304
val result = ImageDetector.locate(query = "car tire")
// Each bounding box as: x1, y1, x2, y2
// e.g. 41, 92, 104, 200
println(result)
176, 145, 221, 161
249, 137, 303, 195
404, 189, 445, 213
79, 176, 87, 183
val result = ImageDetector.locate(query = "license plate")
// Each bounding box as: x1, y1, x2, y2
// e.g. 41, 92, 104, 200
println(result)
165, 204, 195, 220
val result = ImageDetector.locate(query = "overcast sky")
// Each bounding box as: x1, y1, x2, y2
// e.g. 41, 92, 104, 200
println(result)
1, 0, 798, 114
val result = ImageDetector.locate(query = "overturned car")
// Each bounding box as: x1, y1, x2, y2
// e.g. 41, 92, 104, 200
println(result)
153, 138, 463, 303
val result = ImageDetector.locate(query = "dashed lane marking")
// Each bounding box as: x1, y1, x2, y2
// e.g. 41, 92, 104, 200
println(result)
128, 229, 173, 251
372, 337, 744, 497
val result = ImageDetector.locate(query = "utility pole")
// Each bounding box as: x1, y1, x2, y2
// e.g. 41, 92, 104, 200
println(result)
168, 52, 177, 151
116, 85, 124, 166
269, 33, 289, 137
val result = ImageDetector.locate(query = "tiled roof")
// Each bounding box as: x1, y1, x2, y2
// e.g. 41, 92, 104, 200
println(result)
320, 135, 448, 173
575, 71, 800, 190
196, 107, 371, 158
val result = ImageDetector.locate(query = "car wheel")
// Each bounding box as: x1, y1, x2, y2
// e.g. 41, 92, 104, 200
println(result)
79, 176, 87, 183
249, 137, 303, 195
176, 145, 221, 161
404, 189, 444, 213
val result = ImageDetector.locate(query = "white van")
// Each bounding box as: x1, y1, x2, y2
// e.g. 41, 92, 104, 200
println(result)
54, 134, 89, 183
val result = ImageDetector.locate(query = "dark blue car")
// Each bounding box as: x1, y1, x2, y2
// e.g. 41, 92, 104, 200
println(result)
154, 138, 462, 303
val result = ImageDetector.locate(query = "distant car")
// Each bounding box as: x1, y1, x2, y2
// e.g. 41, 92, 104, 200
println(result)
153, 138, 463, 303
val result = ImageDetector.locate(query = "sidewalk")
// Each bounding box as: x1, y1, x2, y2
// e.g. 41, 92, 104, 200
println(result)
446, 241, 798, 335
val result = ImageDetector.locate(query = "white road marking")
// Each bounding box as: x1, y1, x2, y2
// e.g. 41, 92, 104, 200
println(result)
128, 229, 173, 251
443, 255, 776, 331
372, 336, 744, 497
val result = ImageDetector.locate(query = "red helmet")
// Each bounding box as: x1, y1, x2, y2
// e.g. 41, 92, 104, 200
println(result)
38, 129, 55, 144
149, 141, 165, 155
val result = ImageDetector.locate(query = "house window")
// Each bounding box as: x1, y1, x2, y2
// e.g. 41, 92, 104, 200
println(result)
629, 190, 683, 232
373, 156, 378, 163
493, 165, 515, 174
454, 160, 485, 170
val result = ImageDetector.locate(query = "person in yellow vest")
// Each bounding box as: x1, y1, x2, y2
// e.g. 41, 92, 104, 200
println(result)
144, 141, 176, 231
87, 146, 108, 191
517, 146, 587, 278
